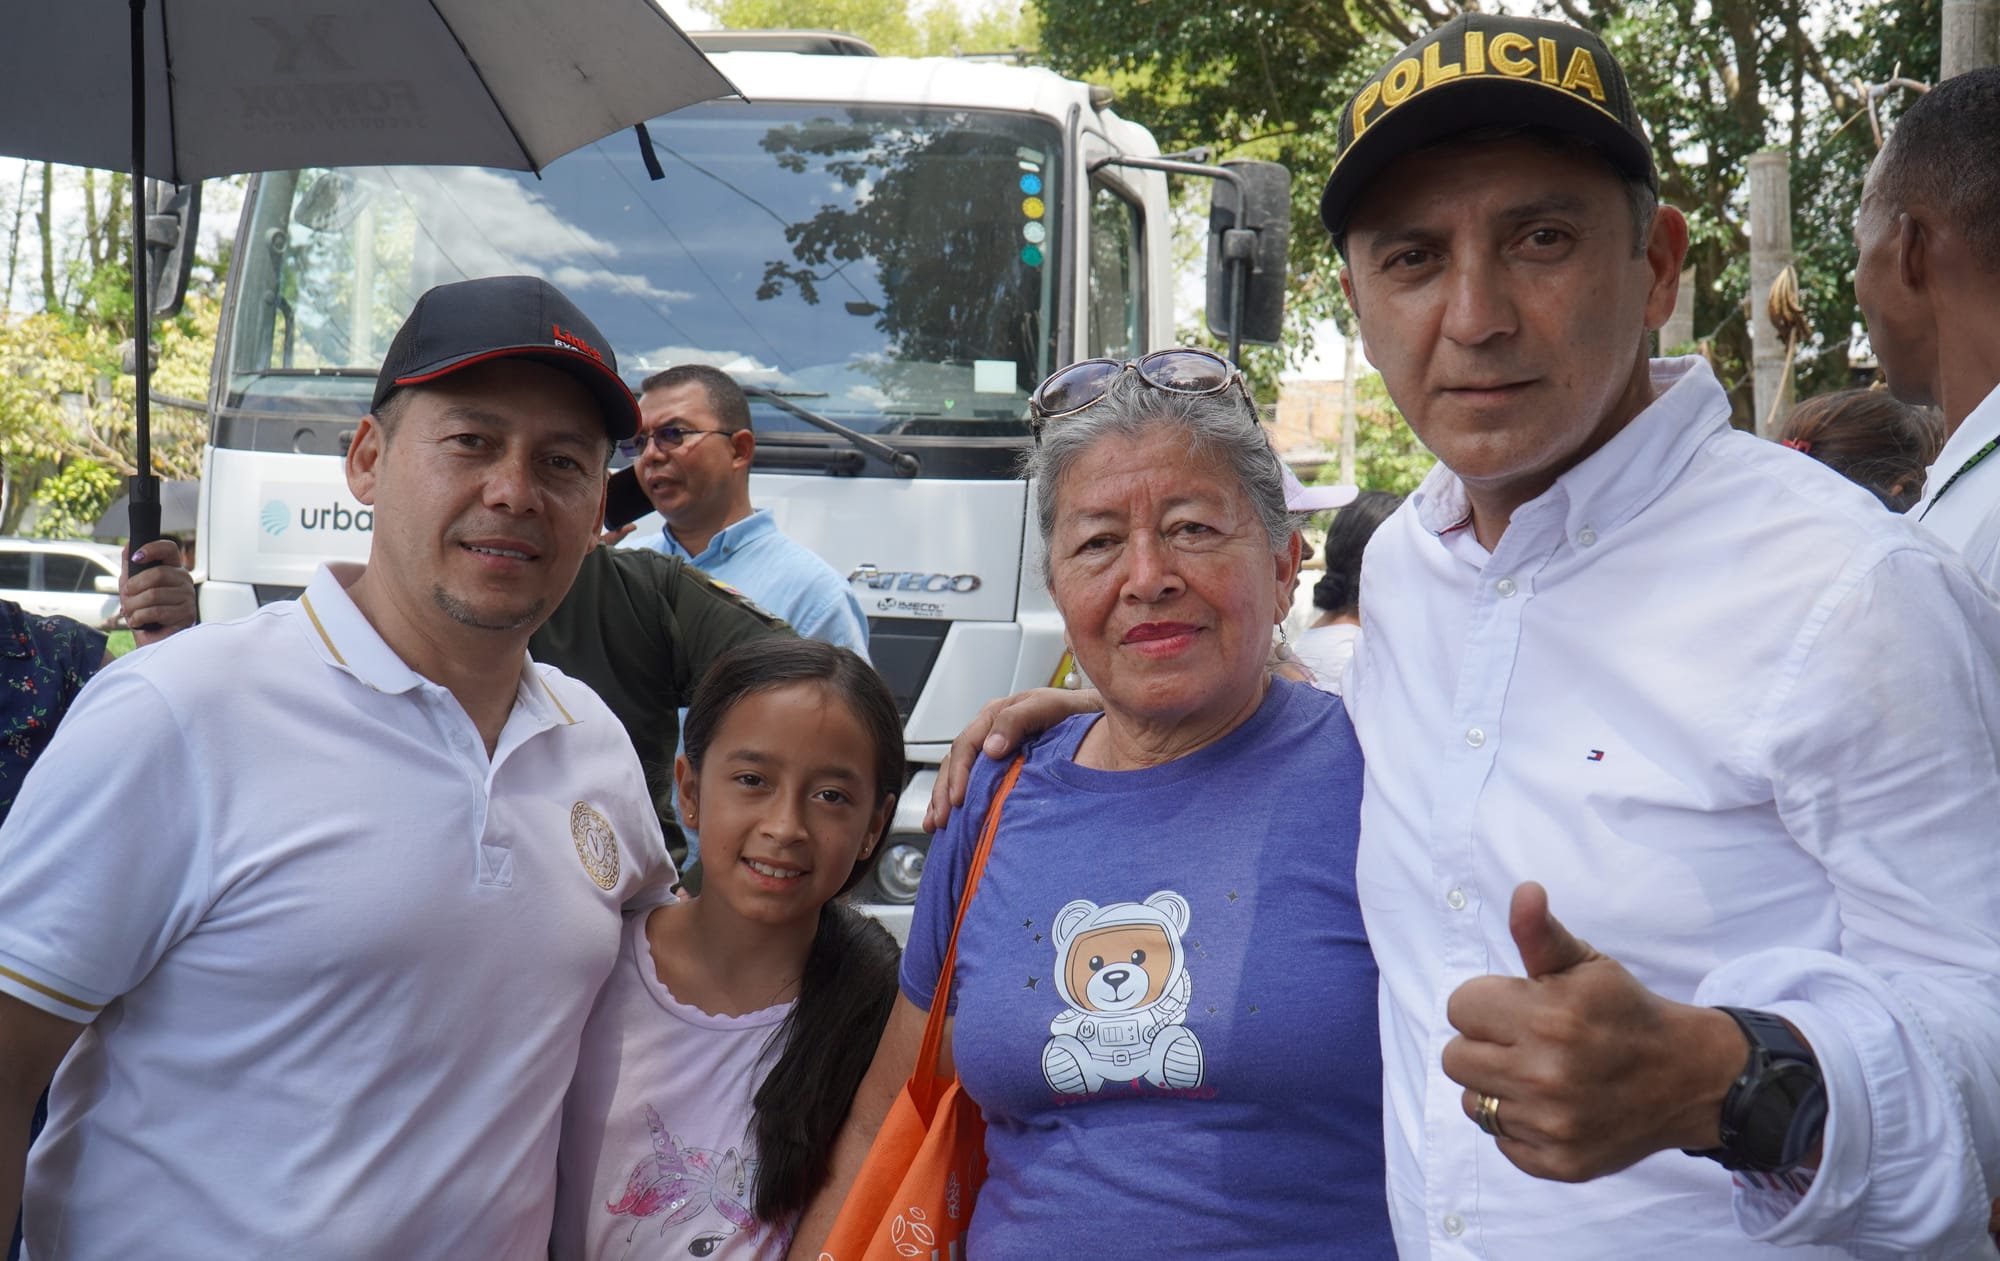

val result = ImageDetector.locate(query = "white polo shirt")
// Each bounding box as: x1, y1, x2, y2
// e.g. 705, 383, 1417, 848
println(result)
1350, 357, 2000, 1259
0, 564, 674, 1260
1909, 380, 2000, 590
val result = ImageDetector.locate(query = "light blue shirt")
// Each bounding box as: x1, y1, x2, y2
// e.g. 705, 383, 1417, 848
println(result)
635, 509, 869, 657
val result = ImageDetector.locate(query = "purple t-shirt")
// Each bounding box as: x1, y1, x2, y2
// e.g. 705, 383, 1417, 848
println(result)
901, 679, 1391, 1260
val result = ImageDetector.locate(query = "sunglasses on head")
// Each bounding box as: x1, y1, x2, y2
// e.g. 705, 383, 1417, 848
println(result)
1027, 347, 1257, 437
615, 424, 731, 459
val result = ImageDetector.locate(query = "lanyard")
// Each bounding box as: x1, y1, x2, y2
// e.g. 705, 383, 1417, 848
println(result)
1919, 438, 2000, 520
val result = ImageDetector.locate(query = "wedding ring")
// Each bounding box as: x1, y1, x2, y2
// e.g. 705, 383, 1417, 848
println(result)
1474, 1092, 1506, 1139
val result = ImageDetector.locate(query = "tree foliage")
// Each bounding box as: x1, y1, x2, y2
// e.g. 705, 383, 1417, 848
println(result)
1597, 0, 1938, 411
1032, 0, 1939, 429
0, 293, 214, 533
2, 165, 218, 535
1346, 373, 1434, 495
26, 457, 120, 541
693, 0, 1037, 57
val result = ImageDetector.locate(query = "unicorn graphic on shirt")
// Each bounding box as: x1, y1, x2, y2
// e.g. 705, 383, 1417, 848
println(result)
605, 1103, 777, 1257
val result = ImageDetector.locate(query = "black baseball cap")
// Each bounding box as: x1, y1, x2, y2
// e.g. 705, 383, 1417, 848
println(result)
371, 275, 641, 441
1319, 13, 1657, 243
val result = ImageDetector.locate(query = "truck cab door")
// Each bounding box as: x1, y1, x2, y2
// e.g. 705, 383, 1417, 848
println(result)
1073, 128, 1165, 361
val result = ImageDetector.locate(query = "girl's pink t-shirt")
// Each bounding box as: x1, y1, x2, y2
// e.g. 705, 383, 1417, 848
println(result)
554, 910, 795, 1261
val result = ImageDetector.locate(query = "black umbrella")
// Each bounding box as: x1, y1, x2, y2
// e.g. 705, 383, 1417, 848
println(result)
2, 1, 736, 560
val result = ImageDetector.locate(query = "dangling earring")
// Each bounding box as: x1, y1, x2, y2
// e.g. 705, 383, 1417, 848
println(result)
1274, 623, 1296, 663
1062, 649, 1081, 690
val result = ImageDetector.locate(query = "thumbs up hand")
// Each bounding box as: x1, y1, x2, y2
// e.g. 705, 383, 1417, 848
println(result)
1508, 880, 1599, 978
1441, 882, 1750, 1183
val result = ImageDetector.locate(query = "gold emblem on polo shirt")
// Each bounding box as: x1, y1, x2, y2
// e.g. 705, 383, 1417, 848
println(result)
570, 802, 619, 890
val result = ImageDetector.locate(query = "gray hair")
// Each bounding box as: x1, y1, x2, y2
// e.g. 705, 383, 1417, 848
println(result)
1023, 371, 1301, 577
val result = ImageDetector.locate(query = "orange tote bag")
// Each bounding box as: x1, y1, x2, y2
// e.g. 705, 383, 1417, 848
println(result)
818, 755, 1025, 1261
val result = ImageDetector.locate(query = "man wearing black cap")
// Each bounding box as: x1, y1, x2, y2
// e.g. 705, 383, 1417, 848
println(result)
1325, 13, 2000, 1259
0, 275, 676, 1259
926, 13, 2000, 1259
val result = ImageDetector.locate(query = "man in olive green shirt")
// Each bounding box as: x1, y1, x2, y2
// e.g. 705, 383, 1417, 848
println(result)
531, 545, 790, 875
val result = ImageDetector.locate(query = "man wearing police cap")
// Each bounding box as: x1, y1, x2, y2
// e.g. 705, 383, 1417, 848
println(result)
1327, 12, 2000, 1259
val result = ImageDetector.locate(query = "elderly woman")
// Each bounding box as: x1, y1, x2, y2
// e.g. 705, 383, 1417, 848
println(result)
791, 350, 1392, 1259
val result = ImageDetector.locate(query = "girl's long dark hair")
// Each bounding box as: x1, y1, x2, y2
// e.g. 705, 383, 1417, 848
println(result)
680, 638, 905, 1224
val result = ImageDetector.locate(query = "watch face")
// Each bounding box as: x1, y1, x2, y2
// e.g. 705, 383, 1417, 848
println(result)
1711, 1007, 1825, 1174
1741, 1061, 1824, 1172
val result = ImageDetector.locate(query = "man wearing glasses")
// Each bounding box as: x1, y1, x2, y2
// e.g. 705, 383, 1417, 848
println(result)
623, 365, 869, 655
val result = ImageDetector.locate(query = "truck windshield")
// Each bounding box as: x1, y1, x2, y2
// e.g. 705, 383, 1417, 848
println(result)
222, 102, 1062, 439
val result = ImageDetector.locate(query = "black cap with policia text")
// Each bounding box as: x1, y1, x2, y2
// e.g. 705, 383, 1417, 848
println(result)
1319, 13, 1658, 242
371, 275, 642, 441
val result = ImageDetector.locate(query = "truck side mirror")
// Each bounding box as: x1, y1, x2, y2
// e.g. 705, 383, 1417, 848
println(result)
145, 180, 202, 319
1204, 159, 1290, 349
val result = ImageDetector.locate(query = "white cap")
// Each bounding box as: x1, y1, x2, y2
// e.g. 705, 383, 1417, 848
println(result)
1280, 462, 1359, 512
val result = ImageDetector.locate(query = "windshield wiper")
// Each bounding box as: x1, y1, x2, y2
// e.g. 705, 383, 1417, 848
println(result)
743, 384, 920, 478
241, 367, 380, 377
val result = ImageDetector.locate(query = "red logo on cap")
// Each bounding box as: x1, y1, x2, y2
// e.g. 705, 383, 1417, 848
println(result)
552, 324, 604, 362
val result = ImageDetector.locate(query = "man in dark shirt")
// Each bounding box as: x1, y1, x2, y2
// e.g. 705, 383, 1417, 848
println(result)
530, 543, 789, 878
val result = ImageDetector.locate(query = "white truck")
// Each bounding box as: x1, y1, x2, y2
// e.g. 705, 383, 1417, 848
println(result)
169, 31, 1288, 925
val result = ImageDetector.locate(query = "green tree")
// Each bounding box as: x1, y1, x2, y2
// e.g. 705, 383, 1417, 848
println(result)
26, 458, 120, 540
0, 313, 114, 530
0, 290, 215, 535
1350, 373, 1431, 495
1593, 0, 1938, 411
2, 164, 222, 530
693, 0, 1036, 57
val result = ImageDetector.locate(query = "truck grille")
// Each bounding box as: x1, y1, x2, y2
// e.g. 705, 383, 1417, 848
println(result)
866, 618, 952, 720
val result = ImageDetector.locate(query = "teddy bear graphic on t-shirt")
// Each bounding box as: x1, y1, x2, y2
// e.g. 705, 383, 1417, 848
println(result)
1040, 890, 1203, 1096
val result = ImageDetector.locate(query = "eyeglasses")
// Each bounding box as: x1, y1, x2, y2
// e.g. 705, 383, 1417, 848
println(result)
616, 425, 731, 458
1028, 347, 1256, 435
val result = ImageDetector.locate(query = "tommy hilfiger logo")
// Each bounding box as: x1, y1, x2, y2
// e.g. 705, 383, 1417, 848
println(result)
551, 324, 603, 361
1586, 749, 1606, 762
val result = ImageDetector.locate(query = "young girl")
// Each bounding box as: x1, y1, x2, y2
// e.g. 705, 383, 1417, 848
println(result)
553, 638, 904, 1260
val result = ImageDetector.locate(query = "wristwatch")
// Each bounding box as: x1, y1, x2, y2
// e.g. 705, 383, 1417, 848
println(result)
1684, 1006, 1827, 1174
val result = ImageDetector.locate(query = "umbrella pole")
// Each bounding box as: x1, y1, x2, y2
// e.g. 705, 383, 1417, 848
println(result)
127, 0, 163, 626
126, 3, 161, 546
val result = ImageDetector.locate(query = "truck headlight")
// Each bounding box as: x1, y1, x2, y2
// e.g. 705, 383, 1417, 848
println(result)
870, 833, 929, 905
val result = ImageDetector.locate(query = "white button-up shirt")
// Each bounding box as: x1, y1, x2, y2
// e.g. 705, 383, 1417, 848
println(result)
1349, 357, 2000, 1259
1910, 381, 2000, 590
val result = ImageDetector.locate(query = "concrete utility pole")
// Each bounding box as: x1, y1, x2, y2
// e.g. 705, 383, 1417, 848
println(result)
1748, 150, 1794, 439
1661, 266, 1697, 355
1944, 0, 2000, 78
1340, 333, 1359, 487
